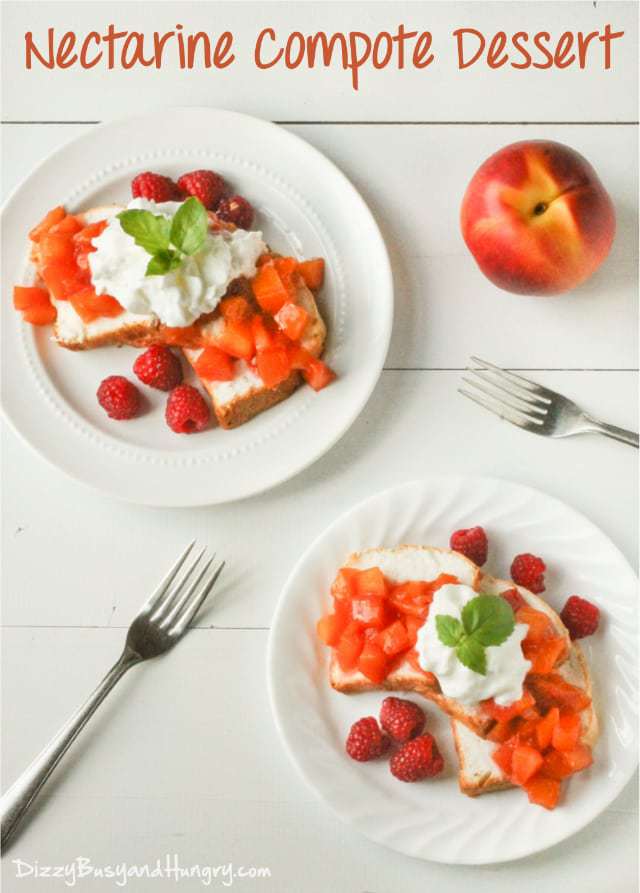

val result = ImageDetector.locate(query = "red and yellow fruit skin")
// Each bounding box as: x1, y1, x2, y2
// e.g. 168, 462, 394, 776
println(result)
460, 140, 616, 296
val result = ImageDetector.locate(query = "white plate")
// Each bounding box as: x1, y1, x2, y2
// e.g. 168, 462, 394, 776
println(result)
268, 476, 638, 865
0, 108, 392, 506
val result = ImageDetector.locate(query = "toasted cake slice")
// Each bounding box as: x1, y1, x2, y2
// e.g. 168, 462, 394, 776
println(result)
329, 546, 570, 738
183, 278, 326, 429
453, 642, 598, 796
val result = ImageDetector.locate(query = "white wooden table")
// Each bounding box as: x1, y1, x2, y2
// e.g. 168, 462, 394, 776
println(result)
2, 2, 638, 890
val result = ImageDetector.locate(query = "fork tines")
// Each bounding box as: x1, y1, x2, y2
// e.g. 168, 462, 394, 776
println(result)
144, 541, 225, 635
459, 356, 550, 433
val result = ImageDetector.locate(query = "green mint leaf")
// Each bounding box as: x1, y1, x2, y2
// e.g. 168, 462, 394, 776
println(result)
435, 614, 464, 647
456, 637, 487, 675
117, 210, 171, 255
170, 197, 208, 256
461, 595, 515, 648
146, 250, 182, 276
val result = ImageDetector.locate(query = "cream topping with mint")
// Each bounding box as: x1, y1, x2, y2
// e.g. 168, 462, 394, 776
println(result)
88, 197, 265, 327
416, 583, 530, 706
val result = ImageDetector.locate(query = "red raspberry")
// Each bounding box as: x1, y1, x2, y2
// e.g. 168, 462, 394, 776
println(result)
380, 697, 425, 743
560, 595, 600, 640
390, 733, 444, 782
97, 375, 140, 420
450, 526, 488, 566
511, 553, 546, 593
131, 171, 180, 203
216, 195, 254, 229
165, 385, 209, 434
177, 170, 226, 210
345, 717, 390, 762
134, 346, 183, 391
501, 587, 526, 614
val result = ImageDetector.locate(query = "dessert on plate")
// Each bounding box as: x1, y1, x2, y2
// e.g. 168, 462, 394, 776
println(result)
316, 529, 600, 810
12, 169, 335, 431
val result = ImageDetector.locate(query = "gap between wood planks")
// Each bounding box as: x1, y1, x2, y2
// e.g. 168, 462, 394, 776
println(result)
1, 120, 639, 125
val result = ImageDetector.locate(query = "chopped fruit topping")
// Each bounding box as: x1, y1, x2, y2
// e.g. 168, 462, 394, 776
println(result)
511, 553, 546, 593
449, 526, 488, 566
256, 347, 291, 389
380, 697, 425, 742
353, 567, 388, 599
527, 673, 591, 714
535, 707, 560, 750
389, 575, 457, 619
214, 319, 255, 361
560, 595, 600, 640
275, 302, 309, 341
49, 214, 82, 237
288, 344, 314, 370
336, 621, 364, 671
517, 606, 555, 643
350, 595, 388, 629
22, 304, 57, 325
522, 636, 566, 674
482, 689, 536, 722
345, 717, 390, 762
316, 604, 350, 647
303, 359, 336, 392
177, 169, 226, 210
542, 744, 593, 780
377, 620, 411, 657
73, 220, 108, 247
510, 745, 544, 785
252, 263, 290, 314
97, 376, 140, 420
501, 587, 526, 613
297, 258, 325, 290
13, 286, 52, 311
134, 346, 183, 391
251, 315, 277, 352
524, 775, 561, 810
194, 346, 235, 382
357, 640, 388, 683
492, 736, 520, 776
70, 288, 123, 323
390, 733, 444, 781
551, 713, 582, 751
41, 262, 87, 301
165, 384, 210, 434
217, 194, 254, 229
330, 567, 362, 600
28, 206, 66, 242
131, 171, 181, 203
220, 296, 253, 323
487, 718, 521, 744
40, 231, 76, 266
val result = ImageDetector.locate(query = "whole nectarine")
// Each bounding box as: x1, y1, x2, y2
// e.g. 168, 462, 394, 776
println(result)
460, 140, 615, 296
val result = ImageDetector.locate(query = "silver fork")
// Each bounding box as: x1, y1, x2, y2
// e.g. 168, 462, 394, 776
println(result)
460, 356, 638, 448
1, 542, 224, 847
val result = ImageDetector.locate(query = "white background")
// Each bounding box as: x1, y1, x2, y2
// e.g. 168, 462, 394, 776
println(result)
1, 2, 638, 891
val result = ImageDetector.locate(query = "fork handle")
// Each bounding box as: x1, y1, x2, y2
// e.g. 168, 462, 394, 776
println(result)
584, 416, 639, 448
0, 647, 140, 848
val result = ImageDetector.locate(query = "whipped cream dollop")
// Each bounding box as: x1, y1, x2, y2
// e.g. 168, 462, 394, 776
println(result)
88, 198, 266, 327
416, 583, 530, 706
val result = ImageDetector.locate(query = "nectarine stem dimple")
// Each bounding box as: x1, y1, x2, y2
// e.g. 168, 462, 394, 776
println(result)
533, 202, 547, 216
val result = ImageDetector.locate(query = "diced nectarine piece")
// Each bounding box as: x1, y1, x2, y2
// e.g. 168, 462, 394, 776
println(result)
256, 347, 291, 389
336, 622, 364, 672
330, 567, 360, 600
252, 263, 290, 313
527, 674, 591, 713
377, 620, 411, 657
357, 640, 388, 683
353, 567, 388, 599
13, 286, 51, 310
303, 359, 336, 392
535, 707, 560, 750
28, 206, 66, 242
297, 258, 325, 290
22, 304, 57, 325
511, 745, 544, 786
524, 775, 561, 810
275, 302, 309, 341
551, 713, 582, 751
194, 347, 235, 382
